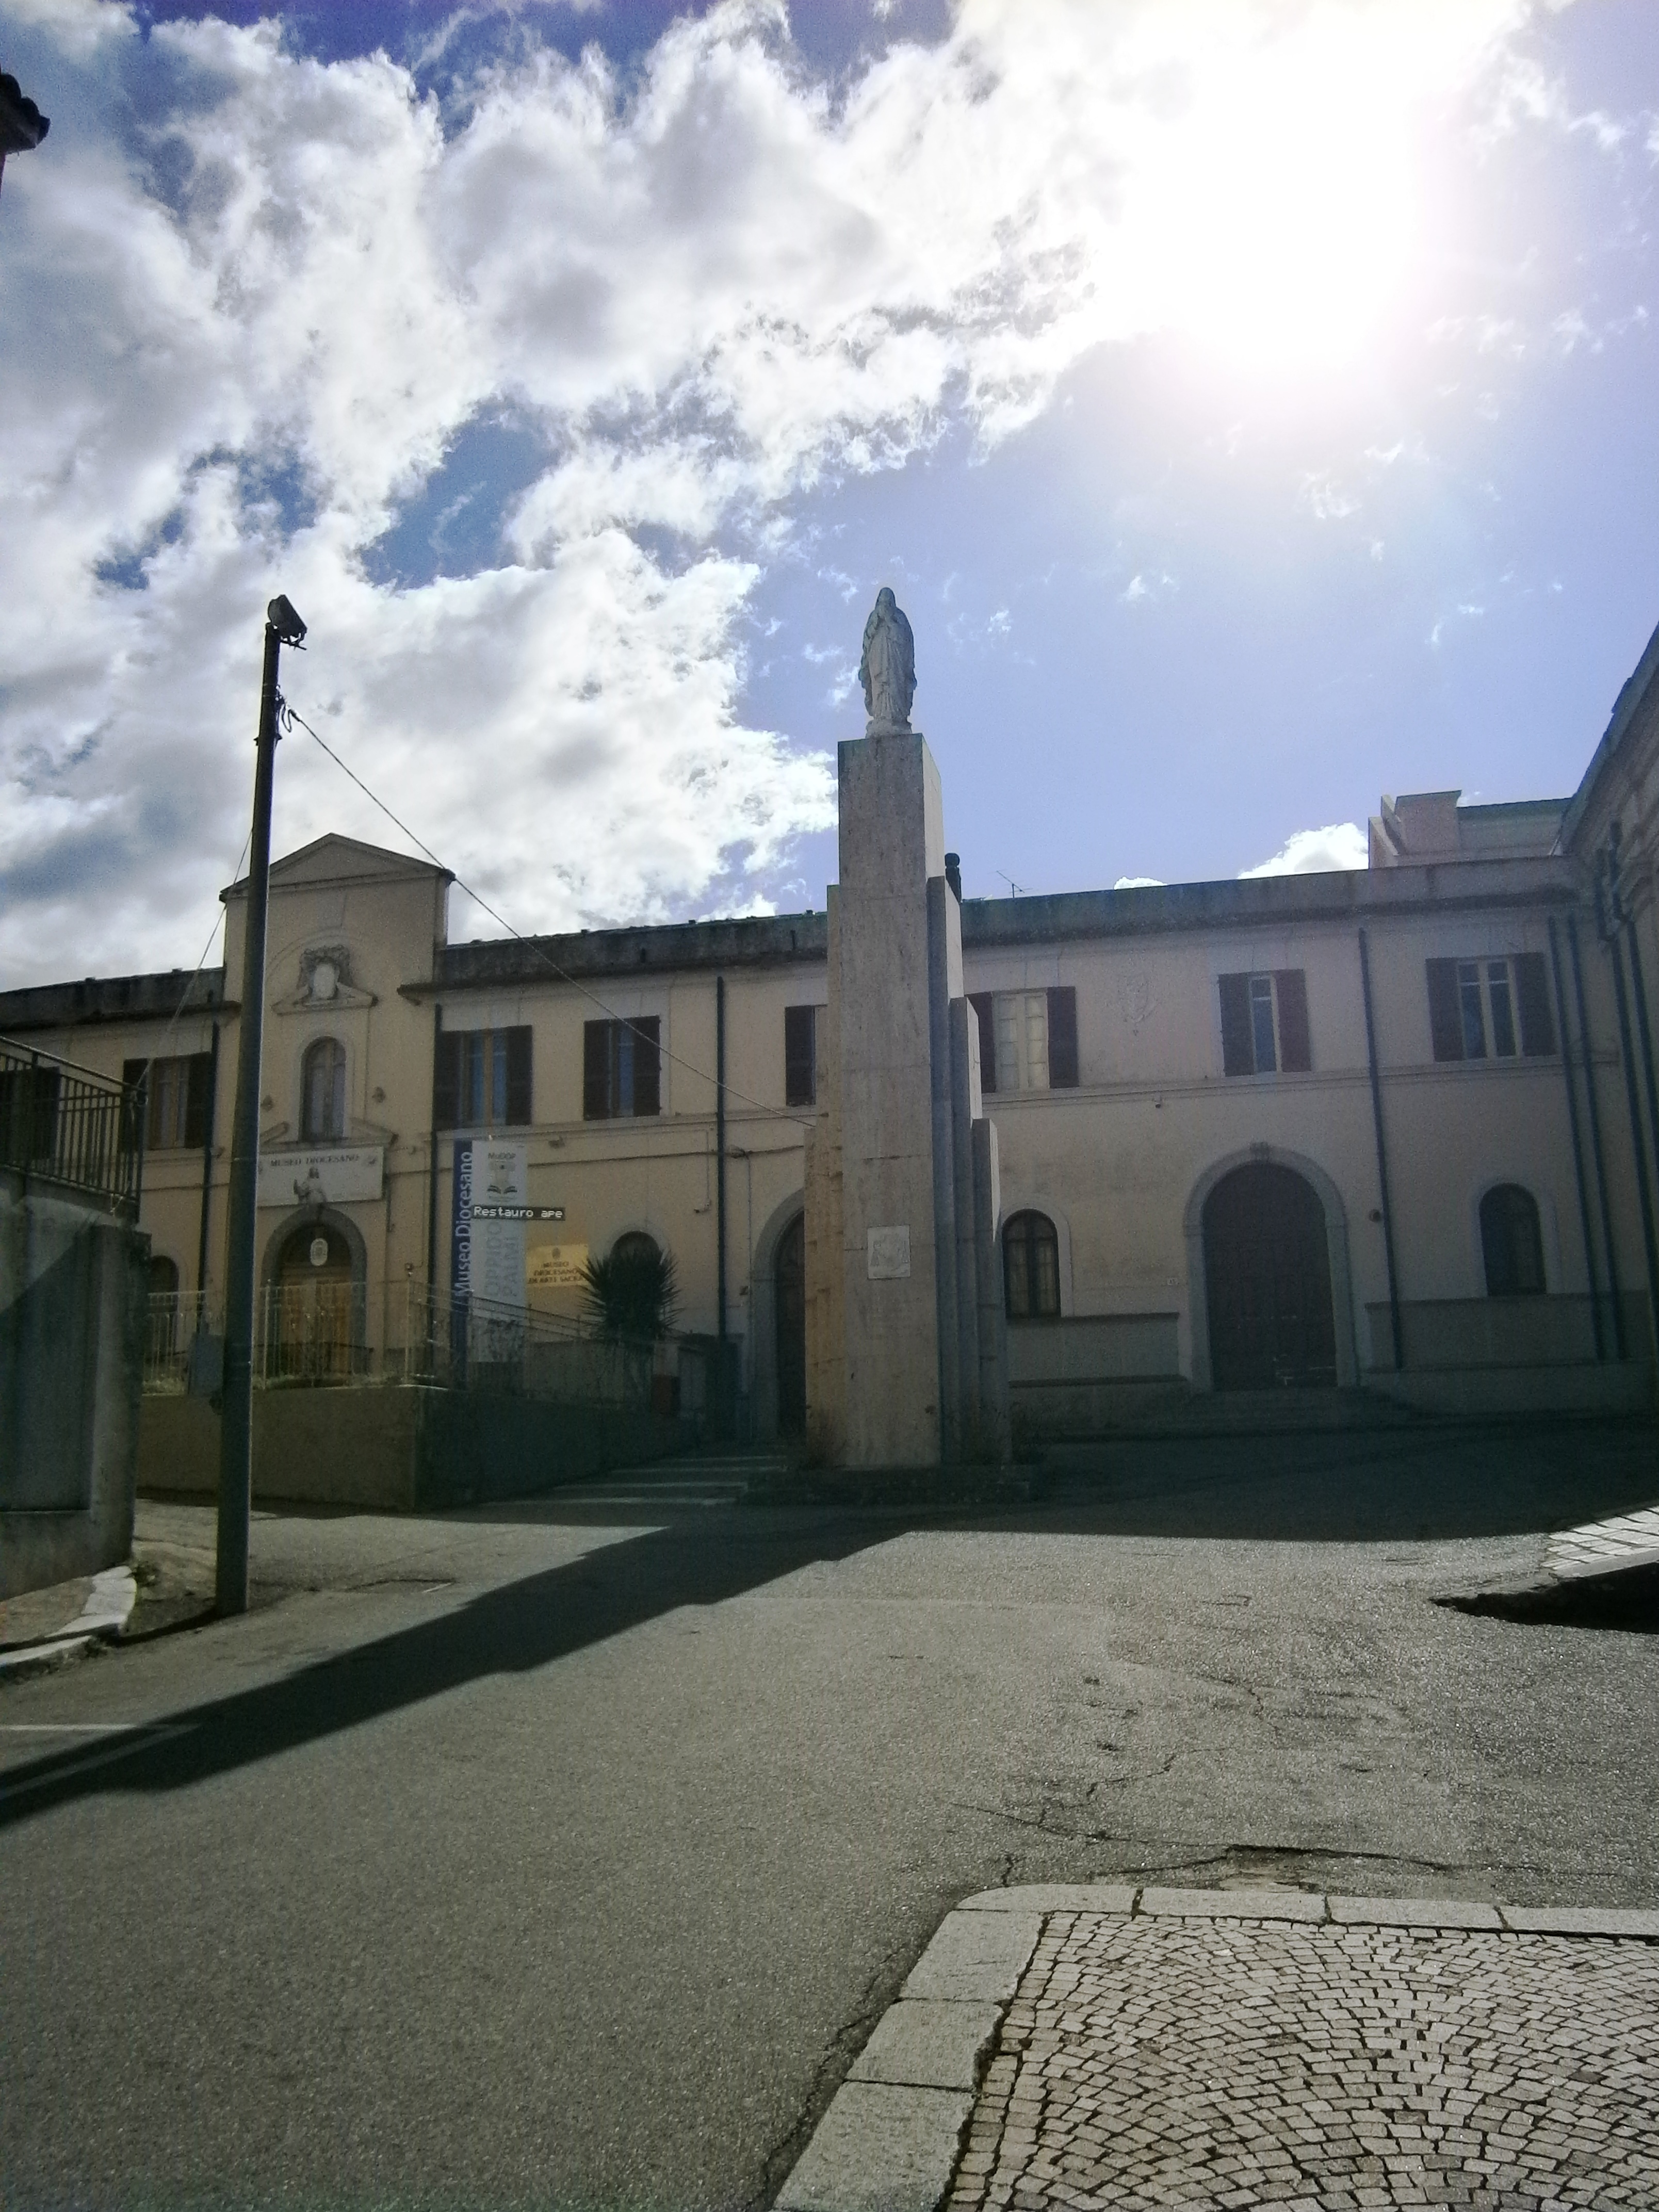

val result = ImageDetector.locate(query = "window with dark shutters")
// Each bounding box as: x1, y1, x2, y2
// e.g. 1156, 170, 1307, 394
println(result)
785, 1005, 817, 1107
1514, 952, 1556, 1057
1046, 987, 1079, 1087
969, 992, 996, 1093
123, 1052, 214, 1147
1426, 958, 1464, 1061
583, 1018, 661, 1118
1274, 970, 1311, 1072
1218, 973, 1254, 1076
439, 1025, 533, 1127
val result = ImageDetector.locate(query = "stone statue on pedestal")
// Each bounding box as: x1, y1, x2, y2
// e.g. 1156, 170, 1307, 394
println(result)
858, 585, 917, 735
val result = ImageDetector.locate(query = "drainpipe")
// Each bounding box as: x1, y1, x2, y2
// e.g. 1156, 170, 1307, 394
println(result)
1568, 913, 1625, 1360
1548, 918, 1603, 1361
427, 1002, 443, 1377
716, 974, 729, 1434
1357, 929, 1403, 1372
196, 1019, 220, 1329
1599, 875, 1659, 1362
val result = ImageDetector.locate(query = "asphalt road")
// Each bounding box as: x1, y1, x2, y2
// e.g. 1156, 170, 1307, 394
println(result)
3, 1422, 1657, 2211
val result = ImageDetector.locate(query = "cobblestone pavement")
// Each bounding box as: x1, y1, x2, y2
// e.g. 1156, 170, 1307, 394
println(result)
1548, 1503, 1659, 1577
950, 1910, 1659, 2211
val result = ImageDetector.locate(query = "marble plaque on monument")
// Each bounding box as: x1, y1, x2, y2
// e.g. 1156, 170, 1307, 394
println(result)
866, 1225, 912, 1280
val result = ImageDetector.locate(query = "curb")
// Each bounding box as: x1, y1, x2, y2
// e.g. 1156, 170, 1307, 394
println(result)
0, 1566, 137, 1682
774, 1884, 1659, 2212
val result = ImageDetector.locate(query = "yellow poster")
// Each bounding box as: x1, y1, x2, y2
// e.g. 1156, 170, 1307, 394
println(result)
527, 1243, 589, 1289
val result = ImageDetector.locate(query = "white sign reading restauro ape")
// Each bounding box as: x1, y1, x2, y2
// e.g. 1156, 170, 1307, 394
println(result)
257, 1145, 384, 1209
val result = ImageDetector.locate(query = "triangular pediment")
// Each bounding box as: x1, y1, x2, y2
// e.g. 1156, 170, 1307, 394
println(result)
223, 833, 450, 899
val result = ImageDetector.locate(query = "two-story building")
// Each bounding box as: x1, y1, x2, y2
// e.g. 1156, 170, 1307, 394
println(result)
5, 612, 1657, 1444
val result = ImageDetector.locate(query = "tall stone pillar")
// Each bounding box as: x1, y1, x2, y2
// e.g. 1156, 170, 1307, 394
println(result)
836, 733, 947, 1465
801, 587, 1010, 1470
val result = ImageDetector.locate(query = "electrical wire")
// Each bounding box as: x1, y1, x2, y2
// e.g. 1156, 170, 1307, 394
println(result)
126, 825, 250, 1100
279, 695, 818, 1131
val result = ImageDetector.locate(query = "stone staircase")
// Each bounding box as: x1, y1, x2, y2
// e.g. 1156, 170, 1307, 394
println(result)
549, 1450, 788, 1511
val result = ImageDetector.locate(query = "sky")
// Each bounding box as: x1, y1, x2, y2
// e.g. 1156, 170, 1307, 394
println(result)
2, 0, 1656, 984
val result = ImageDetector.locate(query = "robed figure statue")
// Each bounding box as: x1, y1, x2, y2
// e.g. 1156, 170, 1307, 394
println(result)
858, 586, 917, 734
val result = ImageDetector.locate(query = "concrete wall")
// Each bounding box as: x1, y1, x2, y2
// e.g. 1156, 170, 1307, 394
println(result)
138, 1384, 686, 1513
1, 1177, 147, 1600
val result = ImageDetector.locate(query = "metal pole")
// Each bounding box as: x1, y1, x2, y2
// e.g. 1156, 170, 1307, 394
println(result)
427, 1003, 443, 1377
715, 974, 729, 1437
196, 1019, 220, 1332
1548, 917, 1603, 1360
217, 597, 304, 1615
1357, 929, 1403, 1371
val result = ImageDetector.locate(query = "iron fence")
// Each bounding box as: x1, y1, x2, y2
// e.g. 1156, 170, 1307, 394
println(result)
0, 1035, 141, 1216
140, 1280, 718, 1422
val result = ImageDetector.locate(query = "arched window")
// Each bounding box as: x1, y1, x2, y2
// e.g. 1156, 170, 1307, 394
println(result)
611, 1230, 660, 1267
301, 1037, 347, 1142
147, 1254, 180, 1300
1481, 1183, 1545, 1296
1003, 1210, 1061, 1320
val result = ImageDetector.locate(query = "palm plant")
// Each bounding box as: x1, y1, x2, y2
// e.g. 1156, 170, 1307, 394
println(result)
581, 1237, 678, 1342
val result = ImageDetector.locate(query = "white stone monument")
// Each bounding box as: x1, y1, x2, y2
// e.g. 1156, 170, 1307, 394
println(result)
804, 588, 1008, 1468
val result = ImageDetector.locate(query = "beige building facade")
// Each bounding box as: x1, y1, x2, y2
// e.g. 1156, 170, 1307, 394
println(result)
5, 614, 1658, 1443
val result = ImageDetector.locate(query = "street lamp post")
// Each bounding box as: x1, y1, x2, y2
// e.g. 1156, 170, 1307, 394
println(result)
0, 71, 50, 200
217, 594, 306, 1616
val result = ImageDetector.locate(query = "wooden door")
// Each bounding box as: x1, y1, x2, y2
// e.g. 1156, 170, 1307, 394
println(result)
1203, 1164, 1337, 1389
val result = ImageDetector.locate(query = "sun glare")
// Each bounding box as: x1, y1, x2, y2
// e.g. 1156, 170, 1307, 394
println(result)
1131, 23, 1424, 382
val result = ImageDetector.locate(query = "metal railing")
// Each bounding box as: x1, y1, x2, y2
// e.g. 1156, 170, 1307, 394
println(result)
0, 1036, 142, 1216
141, 1279, 724, 1425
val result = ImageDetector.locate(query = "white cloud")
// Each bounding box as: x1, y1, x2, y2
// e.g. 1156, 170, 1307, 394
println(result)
1113, 874, 1164, 890
1239, 822, 1367, 876
1, 0, 1537, 978
1299, 472, 1359, 521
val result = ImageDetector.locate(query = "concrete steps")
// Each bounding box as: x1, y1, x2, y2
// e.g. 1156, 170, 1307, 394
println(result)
551, 1451, 788, 1510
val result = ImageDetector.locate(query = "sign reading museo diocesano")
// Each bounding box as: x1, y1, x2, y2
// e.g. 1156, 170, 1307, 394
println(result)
256, 1145, 384, 1208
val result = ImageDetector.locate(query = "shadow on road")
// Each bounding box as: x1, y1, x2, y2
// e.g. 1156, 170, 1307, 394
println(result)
1027, 1419, 1659, 1542
0, 1508, 887, 1829
4, 1419, 1653, 1826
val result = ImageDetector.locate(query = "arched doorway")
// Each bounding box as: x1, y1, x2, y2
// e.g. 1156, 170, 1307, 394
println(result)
269, 1219, 358, 1380
774, 1212, 806, 1435
1202, 1163, 1337, 1389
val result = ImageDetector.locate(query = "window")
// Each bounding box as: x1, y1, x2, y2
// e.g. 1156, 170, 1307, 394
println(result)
121, 1052, 213, 1150
1218, 971, 1311, 1077
785, 1004, 818, 1108
583, 1018, 660, 1119
1481, 1183, 1546, 1296
1427, 954, 1555, 1063
299, 1038, 347, 1142
1003, 1210, 1061, 1319
436, 1026, 533, 1130
969, 988, 1078, 1094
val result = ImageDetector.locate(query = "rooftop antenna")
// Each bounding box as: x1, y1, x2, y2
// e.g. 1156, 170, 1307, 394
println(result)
996, 871, 1025, 898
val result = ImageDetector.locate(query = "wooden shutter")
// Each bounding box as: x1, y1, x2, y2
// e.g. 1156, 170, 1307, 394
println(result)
434, 1031, 461, 1128
632, 1017, 661, 1116
1514, 952, 1555, 1057
1046, 987, 1079, 1087
785, 1004, 816, 1107
969, 992, 997, 1093
1218, 973, 1254, 1077
1426, 958, 1463, 1061
1274, 970, 1312, 1071
583, 1021, 610, 1119
503, 1026, 533, 1125
121, 1057, 153, 1148
184, 1053, 212, 1149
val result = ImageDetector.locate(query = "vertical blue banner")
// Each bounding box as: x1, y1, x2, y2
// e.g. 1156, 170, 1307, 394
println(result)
449, 1138, 473, 1380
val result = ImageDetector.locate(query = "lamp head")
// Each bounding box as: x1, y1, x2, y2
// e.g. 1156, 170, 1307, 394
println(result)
267, 594, 307, 647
